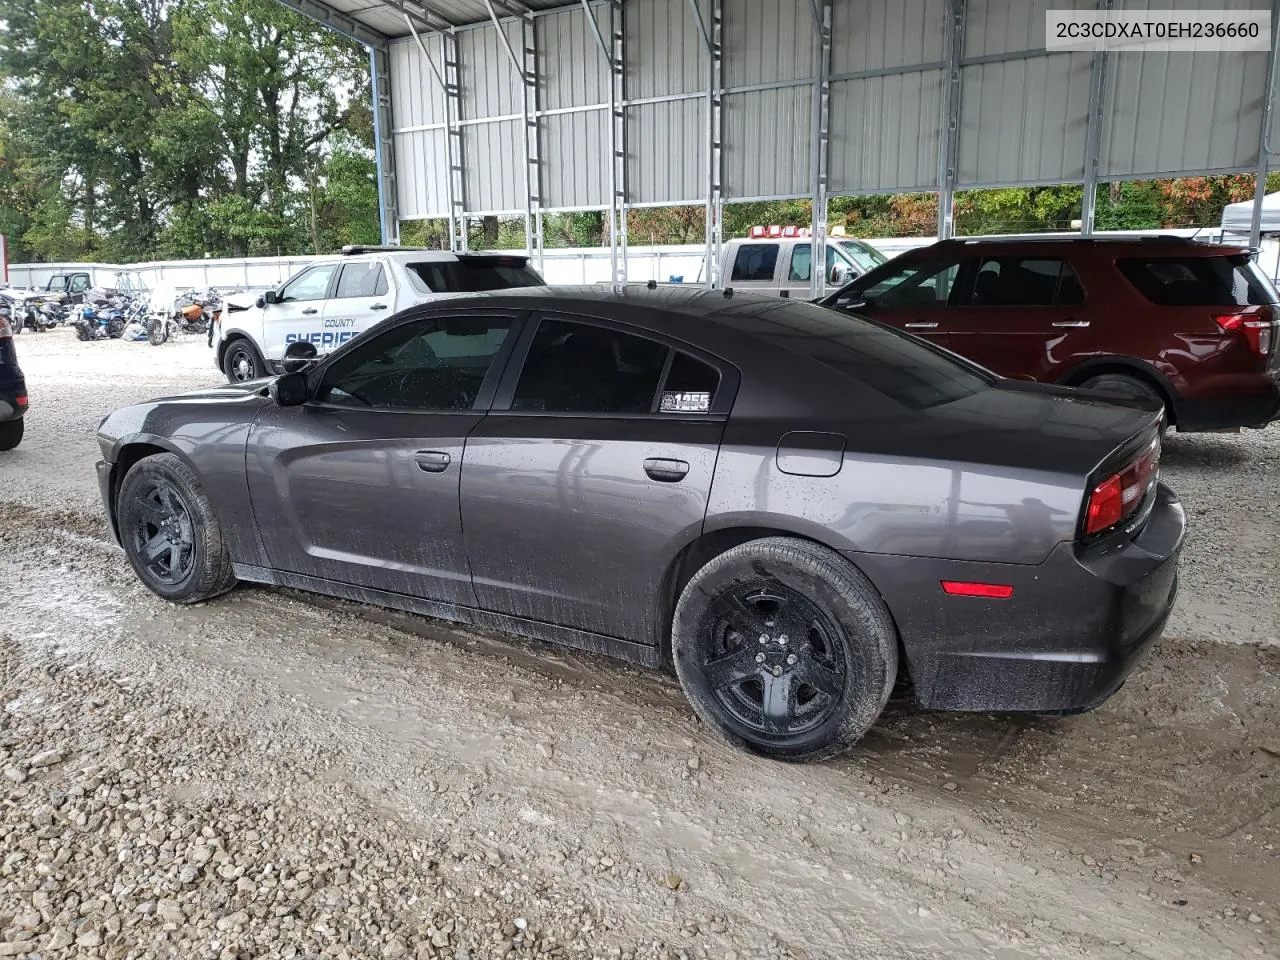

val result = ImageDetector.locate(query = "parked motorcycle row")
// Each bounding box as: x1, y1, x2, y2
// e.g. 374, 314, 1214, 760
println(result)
0, 284, 239, 347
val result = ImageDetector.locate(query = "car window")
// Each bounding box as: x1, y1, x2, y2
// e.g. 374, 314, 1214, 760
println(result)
858, 259, 961, 309
747, 301, 992, 410
965, 257, 1083, 307
787, 244, 847, 283
406, 258, 542, 293
659, 351, 721, 413
279, 264, 338, 303
731, 244, 780, 282
316, 315, 514, 410
69, 275, 90, 293
1117, 255, 1278, 306
335, 262, 388, 299
47, 275, 67, 291
512, 319, 671, 414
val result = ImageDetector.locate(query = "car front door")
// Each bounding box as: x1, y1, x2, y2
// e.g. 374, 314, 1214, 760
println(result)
460, 314, 732, 646
945, 255, 1087, 379
830, 256, 964, 350
261, 263, 340, 362
246, 310, 522, 605
321, 260, 394, 352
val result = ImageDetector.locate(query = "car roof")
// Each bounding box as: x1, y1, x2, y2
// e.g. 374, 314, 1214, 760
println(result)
924, 236, 1250, 256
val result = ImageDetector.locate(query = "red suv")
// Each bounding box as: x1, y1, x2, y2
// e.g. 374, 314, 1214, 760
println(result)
821, 237, 1280, 432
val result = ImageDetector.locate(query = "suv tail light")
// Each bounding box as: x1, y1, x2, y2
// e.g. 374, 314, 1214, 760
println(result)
1084, 435, 1161, 538
1215, 310, 1275, 358
0, 315, 11, 339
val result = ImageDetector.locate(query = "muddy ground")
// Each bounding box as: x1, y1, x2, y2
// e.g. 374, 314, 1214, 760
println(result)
0, 330, 1275, 960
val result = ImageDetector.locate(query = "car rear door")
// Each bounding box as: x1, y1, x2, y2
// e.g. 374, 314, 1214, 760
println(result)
260, 263, 340, 362
945, 254, 1087, 378
459, 313, 733, 646
246, 310, 523, 606
320, 260, 393, 351
832, 255, 964, 350
726, 242, 785, 296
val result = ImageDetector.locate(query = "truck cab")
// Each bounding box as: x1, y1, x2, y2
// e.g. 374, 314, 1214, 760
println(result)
44, 271, 93, 304
719, 229, 887, 297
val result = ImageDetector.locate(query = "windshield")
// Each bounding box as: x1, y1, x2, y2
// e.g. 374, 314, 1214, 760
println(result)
838, 240, 889, 272
406, 258, 543, 293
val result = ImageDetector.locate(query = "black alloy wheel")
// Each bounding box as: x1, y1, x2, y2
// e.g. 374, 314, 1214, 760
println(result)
223, 340, 264, 383
130, 478, 197, 586
701, 584, 847, 737
673, 537, 898, 762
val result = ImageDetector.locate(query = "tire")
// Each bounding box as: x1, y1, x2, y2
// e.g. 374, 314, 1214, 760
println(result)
671, 537, 898, 762
147, 318, 169, 346
1078, 373, 1169, 433
0, 419, 23, 451
116, 453, 236, 604
73, 322, 92, 342
222, 339, 267, 383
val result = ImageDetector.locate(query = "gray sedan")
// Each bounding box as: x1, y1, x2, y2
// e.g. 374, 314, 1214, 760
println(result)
96, 288, 1184, 761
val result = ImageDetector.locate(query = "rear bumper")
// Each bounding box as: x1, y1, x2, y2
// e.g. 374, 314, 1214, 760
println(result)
1174, 373, 1280, 431
849, 483, 1185, 713
0, 384, 27, 421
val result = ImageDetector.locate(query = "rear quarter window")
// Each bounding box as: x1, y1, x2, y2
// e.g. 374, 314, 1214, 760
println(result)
407, 259, 543, 293
1117, 255, 1279, 306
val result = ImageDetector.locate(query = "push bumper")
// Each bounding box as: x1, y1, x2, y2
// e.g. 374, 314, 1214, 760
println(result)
850, 483, 1186, 713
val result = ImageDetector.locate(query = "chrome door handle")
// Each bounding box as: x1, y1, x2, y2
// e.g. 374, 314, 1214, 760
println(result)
1052, 320, 1090, 328
905, 321, 938, 330
414, 450, 452, 473
371, 303, 389, 310
643, 458, 690, 483
302, 308, 319, 315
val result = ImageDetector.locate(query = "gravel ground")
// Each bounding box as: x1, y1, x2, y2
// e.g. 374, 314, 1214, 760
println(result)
0, 328, 1276, 960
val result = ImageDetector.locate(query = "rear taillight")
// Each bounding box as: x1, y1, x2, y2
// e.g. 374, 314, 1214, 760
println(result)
15, 395, 27, 409
1215, 311, 1275, 358
1084, 435, 1161, 538
0, 316, 11, 339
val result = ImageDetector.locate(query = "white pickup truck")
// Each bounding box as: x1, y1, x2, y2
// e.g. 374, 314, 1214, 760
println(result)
719, 235, 888, 297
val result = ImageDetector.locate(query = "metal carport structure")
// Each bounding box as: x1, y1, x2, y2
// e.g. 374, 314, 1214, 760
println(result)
278, 0, 1280, 295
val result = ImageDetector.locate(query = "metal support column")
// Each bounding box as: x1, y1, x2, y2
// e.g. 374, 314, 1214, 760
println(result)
443, 30, 468, 251
610, 0, 628, 282
808, 0, 832, 298
687, 0, 722, 288
937, 0, 965, 239
369, 45, 400, 245
404, 15, 457, 250
482, 0, 540, 257
581, 0, 626, 283
1080, 0, 1113, 236
1250, 0, 1280, 246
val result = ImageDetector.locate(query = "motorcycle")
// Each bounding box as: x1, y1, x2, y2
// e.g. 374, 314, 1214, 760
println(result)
147, 289, 217, 345
72, 297, 131, 341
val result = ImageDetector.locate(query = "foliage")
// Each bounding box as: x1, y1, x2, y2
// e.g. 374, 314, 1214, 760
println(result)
0, 0, 376, 262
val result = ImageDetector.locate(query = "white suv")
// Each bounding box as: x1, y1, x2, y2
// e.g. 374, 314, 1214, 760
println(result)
214, 247, 545, 382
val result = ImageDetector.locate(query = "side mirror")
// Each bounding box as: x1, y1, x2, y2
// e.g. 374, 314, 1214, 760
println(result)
263, 290, 279, 305
255, 295, 266, 309
830, 264, 855, 286
281, 340, 318, 374
269, 371, 309, 407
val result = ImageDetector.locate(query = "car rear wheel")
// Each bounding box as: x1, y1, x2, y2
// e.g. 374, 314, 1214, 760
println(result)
1079, 373, 1169, 431
0, 419, 23, 451
117, 453, 236, 604
672, 537, 898, 762
222, 339, 266, 383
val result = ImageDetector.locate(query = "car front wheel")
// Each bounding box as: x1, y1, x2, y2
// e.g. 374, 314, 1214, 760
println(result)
672, 537, 898, 762
222, 339, 266, 383
117, 453, 236, 603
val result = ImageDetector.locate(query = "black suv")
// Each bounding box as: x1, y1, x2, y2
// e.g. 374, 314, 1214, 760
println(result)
0, 308, 27, 450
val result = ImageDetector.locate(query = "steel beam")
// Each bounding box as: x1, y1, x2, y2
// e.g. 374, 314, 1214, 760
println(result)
1250, 0, 1280, 245
480, 0, 539, 255
937, 0, 964, 239
687, 0, 722, 289
404, 16, 458, 245
369, 45, 400, 244
808, 0, 832, 298
274, 0, 390, 47
444, 30, 468, 250
1079, 0, 1113, 236
610, 0, 627, 283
